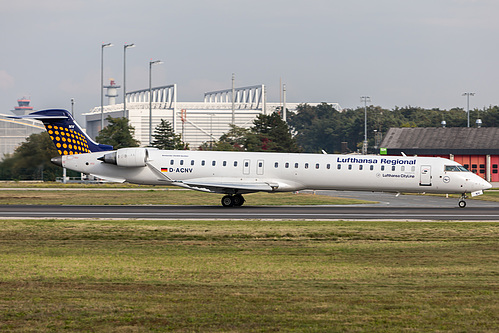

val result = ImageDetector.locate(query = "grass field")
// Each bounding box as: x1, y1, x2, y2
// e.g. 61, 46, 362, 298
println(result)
0, 219, 497, 332
0, 189, 372, 206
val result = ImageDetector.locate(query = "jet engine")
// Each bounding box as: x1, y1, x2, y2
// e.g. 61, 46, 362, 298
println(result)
98, 148, 149, 167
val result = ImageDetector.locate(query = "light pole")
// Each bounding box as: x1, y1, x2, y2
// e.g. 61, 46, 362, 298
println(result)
149, 60, 163, 145
123, 43, 135, 119
462, 92, 475, 127
231, 73, 235, 125
100, 43, 113, 131
360, 96, 371, 154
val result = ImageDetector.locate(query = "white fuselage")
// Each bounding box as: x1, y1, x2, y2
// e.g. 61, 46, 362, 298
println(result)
60, 149, 491, 195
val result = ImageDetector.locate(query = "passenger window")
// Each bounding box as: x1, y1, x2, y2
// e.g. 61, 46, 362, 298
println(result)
170, 159, 174, 165
401, 166, 405, 172
305, 163, 309, 169
274, 162, 279, 168
337, 164, 341, 170
191, 160, 195, 166
392, 166, 395, 171
326, 164, 330, 170
223, 161, 227, 167
359, 165, 363, 170
295, 163, 299, 168
234, 161, 238, 167
201, 160, 206, 166
259, 162, 263, 167
348, 164, 352, 170
245, 161, 249, 167
381, 165, 385, 171
370, 165, 374, 171
315, 163, 319, 169
212, 161, 216, 166
411, 166, 415, 172
180, 160, 184, 166
285, 162, 289, 168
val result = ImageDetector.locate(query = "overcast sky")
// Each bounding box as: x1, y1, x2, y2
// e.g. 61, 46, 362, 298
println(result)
1, 0, 498, 123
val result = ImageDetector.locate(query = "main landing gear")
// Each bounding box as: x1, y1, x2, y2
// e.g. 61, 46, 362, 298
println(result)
221, 194, 245, 207
458, 193, 467, 208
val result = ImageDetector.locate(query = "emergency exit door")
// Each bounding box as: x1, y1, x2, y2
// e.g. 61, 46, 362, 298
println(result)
420, 165, 432, 186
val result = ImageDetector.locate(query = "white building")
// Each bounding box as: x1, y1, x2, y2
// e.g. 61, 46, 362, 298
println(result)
84, 83, 342, 149
0, 98, 45, 160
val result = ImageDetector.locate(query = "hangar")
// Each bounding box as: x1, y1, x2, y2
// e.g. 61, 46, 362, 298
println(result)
84, 82, 342, 149
380, 127, 499, 182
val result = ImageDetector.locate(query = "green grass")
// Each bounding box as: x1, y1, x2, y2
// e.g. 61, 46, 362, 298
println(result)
0, 189, 372, 206
0, 219, 498, 332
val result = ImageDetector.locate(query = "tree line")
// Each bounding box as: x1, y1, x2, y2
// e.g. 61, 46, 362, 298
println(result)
2, 104, 498, 180
288, 104, 499, 153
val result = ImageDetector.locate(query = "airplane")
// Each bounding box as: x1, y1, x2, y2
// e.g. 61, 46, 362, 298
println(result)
12, 109, 492, 208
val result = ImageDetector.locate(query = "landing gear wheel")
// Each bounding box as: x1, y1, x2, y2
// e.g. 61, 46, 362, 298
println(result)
233, 194, 245, 207
221, 195, 234, 207
458, 193, 467, 208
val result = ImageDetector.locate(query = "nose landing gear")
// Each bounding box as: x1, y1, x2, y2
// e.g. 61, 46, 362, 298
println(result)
458, 194, 467, 208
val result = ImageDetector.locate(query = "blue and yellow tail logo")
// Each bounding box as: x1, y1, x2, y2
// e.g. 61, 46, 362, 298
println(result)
46, 124, 91, 155
10, 109, 113, 155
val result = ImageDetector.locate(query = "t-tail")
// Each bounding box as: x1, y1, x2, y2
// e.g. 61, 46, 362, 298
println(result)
10, 109, 113, 155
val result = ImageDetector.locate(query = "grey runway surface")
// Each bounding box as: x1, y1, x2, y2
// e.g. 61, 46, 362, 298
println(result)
0, 205, 498, 220
1, 189, 498, 220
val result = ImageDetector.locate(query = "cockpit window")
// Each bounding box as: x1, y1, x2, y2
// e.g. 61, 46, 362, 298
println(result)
445, 165, 469, 172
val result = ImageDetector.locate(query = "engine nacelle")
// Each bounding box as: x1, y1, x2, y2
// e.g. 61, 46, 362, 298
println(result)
98, 148, 149, 167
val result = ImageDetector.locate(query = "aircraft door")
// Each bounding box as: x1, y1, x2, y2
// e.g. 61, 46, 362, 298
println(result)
257, 160, 264, 175
243, 159, 250, 175
420, 165, 432, 186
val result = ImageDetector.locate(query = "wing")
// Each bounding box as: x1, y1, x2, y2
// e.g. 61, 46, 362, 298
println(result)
175, 180, 280, 194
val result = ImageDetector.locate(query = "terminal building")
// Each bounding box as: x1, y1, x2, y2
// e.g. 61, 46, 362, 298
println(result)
380, 127, 499, 182
0, 98, 44, 160
84, 81, 342, 149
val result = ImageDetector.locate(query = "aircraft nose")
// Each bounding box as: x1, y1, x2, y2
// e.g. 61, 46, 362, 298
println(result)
481, 179, 492, 190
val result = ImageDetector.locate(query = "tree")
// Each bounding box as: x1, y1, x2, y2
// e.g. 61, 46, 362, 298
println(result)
0, 132, 76, 181
246, 112, 301, 152
96, 116, 139, 149
213, 124, 249, 151
288, 103, 342, 153
151, 119, 188, 150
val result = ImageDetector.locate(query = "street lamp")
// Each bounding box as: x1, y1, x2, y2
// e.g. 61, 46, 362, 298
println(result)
462, 92, 475, 128
149, 59, 163, 145
100, 42, 113, 130
360, 96, 371, 154
123, 43, 135, 119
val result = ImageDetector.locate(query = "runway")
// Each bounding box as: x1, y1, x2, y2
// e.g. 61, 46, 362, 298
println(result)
1, 203, 499, 220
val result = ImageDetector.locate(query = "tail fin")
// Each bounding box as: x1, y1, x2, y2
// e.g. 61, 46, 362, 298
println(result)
10, 109, 113, 155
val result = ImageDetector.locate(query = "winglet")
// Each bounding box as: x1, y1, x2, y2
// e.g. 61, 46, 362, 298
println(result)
10, 109, 113, 155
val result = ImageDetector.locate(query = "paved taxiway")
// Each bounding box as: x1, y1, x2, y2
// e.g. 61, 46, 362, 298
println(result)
1, 190, 499, 220
1, 189, 498, 220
